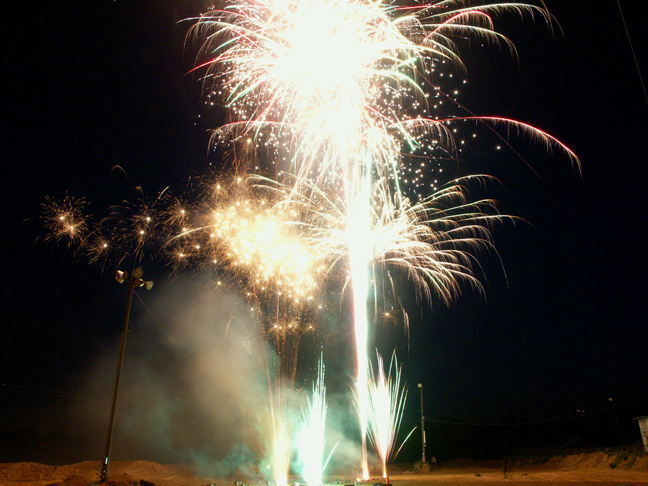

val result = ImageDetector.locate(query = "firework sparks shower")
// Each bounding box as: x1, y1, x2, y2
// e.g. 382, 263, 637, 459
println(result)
367, 352, 412, 481
188, 0, 579, 474
296, 356, 337, 486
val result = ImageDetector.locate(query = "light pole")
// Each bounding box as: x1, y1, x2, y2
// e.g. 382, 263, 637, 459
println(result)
418, 383, 425, 464
608, 397, 626, 452
100, 268, 153, 482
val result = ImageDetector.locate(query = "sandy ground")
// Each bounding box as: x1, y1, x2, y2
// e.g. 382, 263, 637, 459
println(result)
1, 453, 647, 486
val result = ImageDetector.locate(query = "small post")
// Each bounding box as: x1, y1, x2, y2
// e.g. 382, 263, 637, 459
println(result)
418, 383, 425, 465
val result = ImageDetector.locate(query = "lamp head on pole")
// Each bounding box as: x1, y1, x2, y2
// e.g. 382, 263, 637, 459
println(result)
115, 270, 127, 284
115, 268, 153, 290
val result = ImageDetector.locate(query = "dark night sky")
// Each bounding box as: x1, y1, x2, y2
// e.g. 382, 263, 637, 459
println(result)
2, 0, 647, 466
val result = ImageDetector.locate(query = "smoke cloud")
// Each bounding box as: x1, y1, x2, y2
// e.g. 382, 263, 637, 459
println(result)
54, 275, 367, 478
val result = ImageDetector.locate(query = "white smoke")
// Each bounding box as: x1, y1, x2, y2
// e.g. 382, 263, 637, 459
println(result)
60, 274, 371, 478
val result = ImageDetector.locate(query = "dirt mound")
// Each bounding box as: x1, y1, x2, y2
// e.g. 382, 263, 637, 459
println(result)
0, 461, 194, 486
103, 472, 140, 486
113, 460, 175, 478
546, 452, 648, 471
610, 453, 648, 471
438, 452, 648, 472
45, 475, 93, 486
621, 454, 648, 470
546, 452, 612, 468
55, 462, 101, 480
0, 463, 58, 482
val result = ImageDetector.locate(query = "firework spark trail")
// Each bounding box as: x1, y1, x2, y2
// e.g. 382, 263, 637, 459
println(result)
189, 0, 574, 188
247, 301, 314, 486
265, 173, 505, 477
296, 356, 337, 486
263, 304, 316, 486
367, 352, 409, 481
346, 163, 374, 478
190, 0, 422, 182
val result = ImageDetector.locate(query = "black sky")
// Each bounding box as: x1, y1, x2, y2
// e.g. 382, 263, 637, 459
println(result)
2, 0, 647, 465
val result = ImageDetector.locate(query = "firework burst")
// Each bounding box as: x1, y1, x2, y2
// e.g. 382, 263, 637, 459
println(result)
41, 187, 170, 269
164, 176, 327, 311
41, 195, 90, 249
190, 0, 575, 186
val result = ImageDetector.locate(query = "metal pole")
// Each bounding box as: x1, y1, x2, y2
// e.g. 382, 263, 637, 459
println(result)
608, 397, 626, 452
100, 277, 136, 482
613, 408, 626, 452
418, 383, 425, 464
